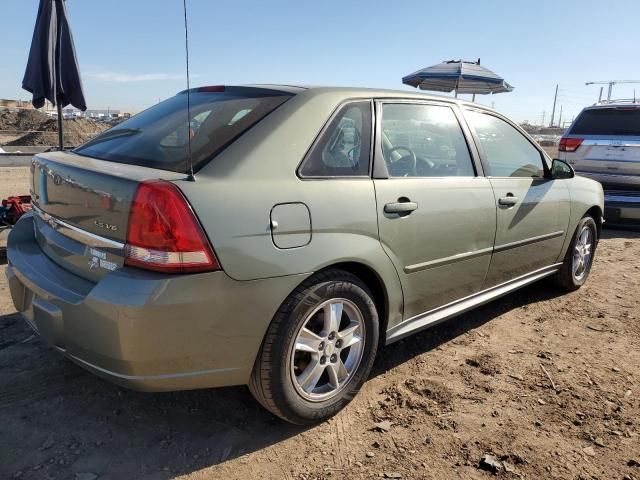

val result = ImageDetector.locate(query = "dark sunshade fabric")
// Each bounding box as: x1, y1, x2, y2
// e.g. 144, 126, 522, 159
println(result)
22, 0, 86, 111
403, 60, 514, 95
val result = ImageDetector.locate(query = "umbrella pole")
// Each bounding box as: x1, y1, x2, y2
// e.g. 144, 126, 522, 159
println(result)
56, 96, 64, 151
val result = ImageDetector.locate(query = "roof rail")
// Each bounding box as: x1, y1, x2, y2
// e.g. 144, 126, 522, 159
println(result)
593, 98, 640, 106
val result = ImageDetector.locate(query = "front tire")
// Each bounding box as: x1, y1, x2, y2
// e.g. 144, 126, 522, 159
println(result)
249, 269, 379, 425
554, 214, 598, 291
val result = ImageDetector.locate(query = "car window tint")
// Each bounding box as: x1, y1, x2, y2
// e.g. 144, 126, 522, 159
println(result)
381, 104, 475, 177
299, 101, 371, 177
75, 88, 292, 174
466, 111, 544, 178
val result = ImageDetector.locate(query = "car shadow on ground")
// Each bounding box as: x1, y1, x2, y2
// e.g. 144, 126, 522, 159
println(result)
372, 279, 565, 376
601, 225, 640, 239
0, 278, 569, 479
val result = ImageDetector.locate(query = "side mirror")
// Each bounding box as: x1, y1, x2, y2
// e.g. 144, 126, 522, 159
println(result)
550, 159, 574, 179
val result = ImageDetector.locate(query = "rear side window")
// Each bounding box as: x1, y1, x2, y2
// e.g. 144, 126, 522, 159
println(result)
299, 101, 372, 177
570, 108, 640, 136
75, 87, 293, 173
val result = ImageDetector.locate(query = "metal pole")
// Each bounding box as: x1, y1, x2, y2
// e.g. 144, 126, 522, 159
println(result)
549, 84, 558, 127
598, 87, 603, 103
607, 82, 613, 102
57, 99, 63, 150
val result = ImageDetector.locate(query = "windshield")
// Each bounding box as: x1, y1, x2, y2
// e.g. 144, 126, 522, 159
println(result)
570, 108, 640, 136
75, 87, 293, 173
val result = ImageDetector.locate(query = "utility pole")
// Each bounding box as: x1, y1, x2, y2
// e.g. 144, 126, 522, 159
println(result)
549, 84, 558, 127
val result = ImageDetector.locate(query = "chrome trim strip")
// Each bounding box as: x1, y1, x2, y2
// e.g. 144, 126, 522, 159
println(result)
577, 170, 640, 178
386, 263, 562, 344
404, 247, 493, 273
605, 194, 640, 204
582, 139, 640, 147
33, 205, 125, 249
582, 158, 640, 164
494, 230, 564, 253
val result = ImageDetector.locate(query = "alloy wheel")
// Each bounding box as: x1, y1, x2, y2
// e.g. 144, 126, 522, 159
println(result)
572, 225, 593, 281
290, 298, 366, 402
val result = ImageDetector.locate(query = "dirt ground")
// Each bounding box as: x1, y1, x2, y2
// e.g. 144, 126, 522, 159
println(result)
0, 110, 109, 147
0, 170, 639, 480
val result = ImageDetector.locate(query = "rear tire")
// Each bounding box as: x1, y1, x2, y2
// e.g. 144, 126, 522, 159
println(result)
249, 269, 379, 425
553, 215, 598, 291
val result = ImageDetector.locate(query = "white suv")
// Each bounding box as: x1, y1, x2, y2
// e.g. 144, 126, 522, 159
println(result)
559, 101, 640, 226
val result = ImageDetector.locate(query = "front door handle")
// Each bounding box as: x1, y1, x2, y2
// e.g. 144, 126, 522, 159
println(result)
498, 194, 519, 206
384, 201, 418, 214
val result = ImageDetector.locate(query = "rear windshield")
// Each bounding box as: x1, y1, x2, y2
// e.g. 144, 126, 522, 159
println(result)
570, 108, 640, 136
75, 87, 293, 173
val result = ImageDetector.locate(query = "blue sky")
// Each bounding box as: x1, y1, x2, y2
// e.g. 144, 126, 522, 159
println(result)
1, 0, 639, 123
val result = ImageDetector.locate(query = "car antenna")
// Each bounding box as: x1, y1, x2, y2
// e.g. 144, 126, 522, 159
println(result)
183, 0, 195, 181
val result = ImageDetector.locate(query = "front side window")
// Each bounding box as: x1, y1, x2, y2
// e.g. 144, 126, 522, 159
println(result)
380, 103, 475, 177
299, 101, 372, 177
466, 110, 544, 178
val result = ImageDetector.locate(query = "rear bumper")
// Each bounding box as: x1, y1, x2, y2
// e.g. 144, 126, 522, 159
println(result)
575, 170, 640, 190
6, 214, 307, 391
603, 192, 640, 226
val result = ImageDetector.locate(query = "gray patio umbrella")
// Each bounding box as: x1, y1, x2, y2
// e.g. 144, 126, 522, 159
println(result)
22, 0, 87, 150
402, 59, 513, 100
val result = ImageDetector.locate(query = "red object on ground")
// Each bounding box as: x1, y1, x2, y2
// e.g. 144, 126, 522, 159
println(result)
1, 195, 32, 226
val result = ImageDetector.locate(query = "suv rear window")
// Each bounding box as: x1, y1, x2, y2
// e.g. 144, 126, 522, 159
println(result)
570, 108, 640, 136
75, 87, 293, 173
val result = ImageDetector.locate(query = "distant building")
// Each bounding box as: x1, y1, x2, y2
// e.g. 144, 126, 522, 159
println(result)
0, 99, 34, 111
0, 98, 132, 119
84, 109, 121, 119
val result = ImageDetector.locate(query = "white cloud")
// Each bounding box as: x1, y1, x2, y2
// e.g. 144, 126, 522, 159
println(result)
85, 72, 185, 83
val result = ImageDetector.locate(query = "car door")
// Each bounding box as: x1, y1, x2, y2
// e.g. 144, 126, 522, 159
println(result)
373, 100, 497, 322
464, 108, 571, 287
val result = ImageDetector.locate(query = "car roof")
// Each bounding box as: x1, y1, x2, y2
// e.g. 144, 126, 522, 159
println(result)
236, 84, 488, 108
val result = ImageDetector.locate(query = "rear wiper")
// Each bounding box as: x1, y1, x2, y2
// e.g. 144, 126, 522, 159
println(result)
79, 128, 142, 148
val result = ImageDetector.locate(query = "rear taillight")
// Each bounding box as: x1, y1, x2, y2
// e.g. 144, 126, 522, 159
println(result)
559, 137, 583, 152
125, 180, 220, 273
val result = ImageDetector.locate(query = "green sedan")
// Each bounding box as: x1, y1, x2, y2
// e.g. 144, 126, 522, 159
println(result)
6, 85, 603, 424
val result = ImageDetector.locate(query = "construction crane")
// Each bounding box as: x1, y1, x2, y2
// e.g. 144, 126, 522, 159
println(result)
585, 80, 640, 103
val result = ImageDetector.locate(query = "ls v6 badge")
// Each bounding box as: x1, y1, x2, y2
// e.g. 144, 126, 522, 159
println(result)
94, 220, 118, 231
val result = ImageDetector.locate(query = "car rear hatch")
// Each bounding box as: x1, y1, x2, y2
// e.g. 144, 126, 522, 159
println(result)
26, 86, 295, 282
30, 151, 179, 282
562, 106, 640, 187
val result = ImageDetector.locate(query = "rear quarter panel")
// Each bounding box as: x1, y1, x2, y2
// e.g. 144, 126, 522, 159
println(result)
176, 91, 405, 328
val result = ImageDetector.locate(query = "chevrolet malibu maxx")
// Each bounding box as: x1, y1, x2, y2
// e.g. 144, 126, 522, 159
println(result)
7, 86, 604, 424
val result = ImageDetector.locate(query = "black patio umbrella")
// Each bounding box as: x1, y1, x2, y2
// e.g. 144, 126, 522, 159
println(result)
402, 59, 513, 100
22, 0, 87, 150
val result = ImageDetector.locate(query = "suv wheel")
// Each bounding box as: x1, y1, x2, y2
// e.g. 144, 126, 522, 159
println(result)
554, 214, 598, 291
249, 269, 379, 425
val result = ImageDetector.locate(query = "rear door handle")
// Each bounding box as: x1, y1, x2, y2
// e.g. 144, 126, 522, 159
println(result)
498, 194, 519, 206
384, 201, 418, 214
